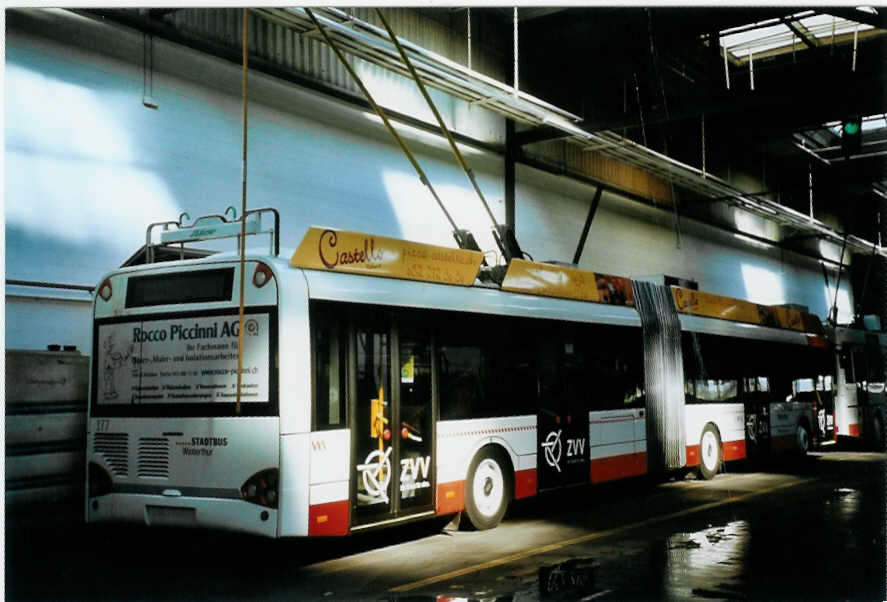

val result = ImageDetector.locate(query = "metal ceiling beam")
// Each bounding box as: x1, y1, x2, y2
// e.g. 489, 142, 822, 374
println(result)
782, 18, 817, 49
513, 125, 573, 146
253, 8, 590, 138
569, 130, 886, 258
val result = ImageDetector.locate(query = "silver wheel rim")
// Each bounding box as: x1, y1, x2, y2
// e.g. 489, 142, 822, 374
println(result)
797, 426, 809, 452
473, 458, 504, 518
701, 430, 719, 473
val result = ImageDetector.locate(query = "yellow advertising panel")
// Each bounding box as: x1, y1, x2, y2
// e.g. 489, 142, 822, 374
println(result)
501, 260, 635, 306
672, 287, 761, 324
672, 287, 824, 333
501, 259, 600, 303
290, 227, 483, 286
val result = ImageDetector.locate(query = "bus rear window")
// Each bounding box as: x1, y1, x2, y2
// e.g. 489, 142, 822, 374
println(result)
126, 268, 234, 308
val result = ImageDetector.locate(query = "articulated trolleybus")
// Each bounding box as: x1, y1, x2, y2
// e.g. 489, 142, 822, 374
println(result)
829, 323, 886, 445
87, 210, 830, 537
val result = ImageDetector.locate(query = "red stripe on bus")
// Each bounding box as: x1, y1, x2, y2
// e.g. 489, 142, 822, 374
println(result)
308, 500, 349, 536
722, 439, 746, 461
436, 480, 465, 515
849, 423, 860, 437
514, 468, 537, 499
590, 452, 647, 483
686, 445, 700, 467
686, 440, 744, 466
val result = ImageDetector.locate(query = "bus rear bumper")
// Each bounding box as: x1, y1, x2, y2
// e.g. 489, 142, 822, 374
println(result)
87, 493, 278, 537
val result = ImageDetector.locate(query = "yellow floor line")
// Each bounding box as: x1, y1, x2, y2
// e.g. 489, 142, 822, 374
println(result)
389, 478, 810, 593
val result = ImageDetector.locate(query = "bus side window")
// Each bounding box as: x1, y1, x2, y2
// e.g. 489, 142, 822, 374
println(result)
438, 345, 484, 420
583, 325, 644, 411
313, 313, 347, 430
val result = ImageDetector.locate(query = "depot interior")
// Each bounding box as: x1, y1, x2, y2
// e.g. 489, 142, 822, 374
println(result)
6, 7, 886, 354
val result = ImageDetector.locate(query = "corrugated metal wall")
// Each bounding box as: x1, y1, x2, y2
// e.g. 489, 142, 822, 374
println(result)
167, 8, 507, 145
6, 350, 89, 510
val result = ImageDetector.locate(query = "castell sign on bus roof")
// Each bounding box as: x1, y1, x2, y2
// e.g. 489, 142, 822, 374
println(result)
290, 227, 484, 286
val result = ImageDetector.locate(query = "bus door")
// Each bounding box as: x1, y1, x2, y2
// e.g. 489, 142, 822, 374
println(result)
537, 337, 589, 491
743, 378, 772, 459
351, 315, 434, 527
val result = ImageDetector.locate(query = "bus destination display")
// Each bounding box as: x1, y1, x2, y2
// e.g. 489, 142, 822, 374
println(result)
97, 313, 270, 405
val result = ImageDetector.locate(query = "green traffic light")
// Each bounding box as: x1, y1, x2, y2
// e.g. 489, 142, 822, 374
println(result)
844, 121, 861, 136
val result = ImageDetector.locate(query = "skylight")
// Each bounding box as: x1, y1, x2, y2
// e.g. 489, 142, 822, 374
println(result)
718, 9, 883, 63
824, 115, 887, 137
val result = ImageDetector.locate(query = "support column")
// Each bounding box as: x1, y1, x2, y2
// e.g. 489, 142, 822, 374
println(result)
573, 186, 603, 265
505, 119, 516, 228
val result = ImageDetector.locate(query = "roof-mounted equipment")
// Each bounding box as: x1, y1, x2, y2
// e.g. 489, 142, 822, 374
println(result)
143, 206, 280, 264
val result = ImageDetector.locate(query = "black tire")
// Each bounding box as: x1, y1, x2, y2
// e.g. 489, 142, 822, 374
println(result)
697, 424, 722, 480
871, 414, 884, 452
463, 446, 513, 531
796, 421, 812, 454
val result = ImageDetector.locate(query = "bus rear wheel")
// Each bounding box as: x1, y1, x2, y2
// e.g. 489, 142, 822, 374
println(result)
698, 425, 722, 480
796, 421, 811, 454
871, 414, 883, 451
464, 447, 512, 530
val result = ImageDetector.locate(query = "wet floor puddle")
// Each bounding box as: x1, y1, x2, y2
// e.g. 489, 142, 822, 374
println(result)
399, 521, 751, 601
394, 484, 881, 601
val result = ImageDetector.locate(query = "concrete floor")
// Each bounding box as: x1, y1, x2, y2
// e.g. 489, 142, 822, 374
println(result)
6, 450, 885, 601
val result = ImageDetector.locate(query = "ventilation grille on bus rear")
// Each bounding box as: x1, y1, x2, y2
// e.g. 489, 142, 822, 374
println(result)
94, 433, 129, 477
137, 437, 170, 479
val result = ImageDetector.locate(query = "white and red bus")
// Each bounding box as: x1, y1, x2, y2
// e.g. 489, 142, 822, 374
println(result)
677, 314, 829, 478
830, 325, 886, 446
86, 212, 830, 536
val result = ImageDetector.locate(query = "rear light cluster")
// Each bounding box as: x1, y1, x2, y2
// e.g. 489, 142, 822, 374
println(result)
98, 278, 113, 302
241, 469, 279, 508
252, 263, 274, 289
88, 462, 113, 498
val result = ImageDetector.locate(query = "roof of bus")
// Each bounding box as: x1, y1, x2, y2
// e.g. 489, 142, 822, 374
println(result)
301, 267, 643, 328
288, 226, 826, 340
832, 325, 887, 346
114, 234, 825, 345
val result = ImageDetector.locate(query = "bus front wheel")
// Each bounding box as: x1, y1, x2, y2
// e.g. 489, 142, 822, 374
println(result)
464, 446, 512, 530
698, 425, 722, 480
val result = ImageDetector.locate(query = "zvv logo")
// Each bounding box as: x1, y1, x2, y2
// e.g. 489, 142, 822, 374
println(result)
400, 455, 431, 481
567, 437, 585, 458
357, 447, 392, 502
542, 430, 563, 472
